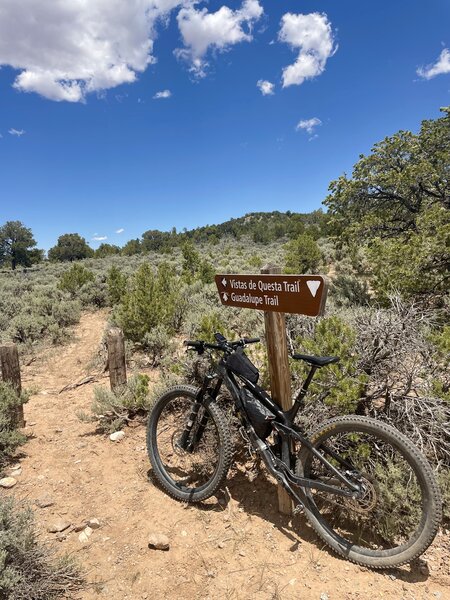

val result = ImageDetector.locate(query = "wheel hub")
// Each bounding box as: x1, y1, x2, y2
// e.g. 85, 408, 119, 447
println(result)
344, 476, 378, 514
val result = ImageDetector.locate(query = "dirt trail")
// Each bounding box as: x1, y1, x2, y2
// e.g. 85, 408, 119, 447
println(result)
3, 312, 449, 600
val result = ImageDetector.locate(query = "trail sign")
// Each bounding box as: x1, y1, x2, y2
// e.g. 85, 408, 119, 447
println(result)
215, 274, 328, 317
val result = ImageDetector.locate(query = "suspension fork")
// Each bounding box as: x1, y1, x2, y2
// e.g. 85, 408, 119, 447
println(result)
178, 376, 222, 451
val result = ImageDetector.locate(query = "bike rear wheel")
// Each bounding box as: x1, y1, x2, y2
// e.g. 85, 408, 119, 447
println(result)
147, 385, 233, 502
296, 415, 442, 568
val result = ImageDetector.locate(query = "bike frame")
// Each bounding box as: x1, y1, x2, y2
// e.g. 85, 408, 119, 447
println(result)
181, 354, 363, 504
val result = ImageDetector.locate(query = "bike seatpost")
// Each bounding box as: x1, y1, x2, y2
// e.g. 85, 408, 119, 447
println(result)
289, 366, 318, 420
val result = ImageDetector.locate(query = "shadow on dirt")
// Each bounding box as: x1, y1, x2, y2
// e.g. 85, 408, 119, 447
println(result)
147, 460, 431, 584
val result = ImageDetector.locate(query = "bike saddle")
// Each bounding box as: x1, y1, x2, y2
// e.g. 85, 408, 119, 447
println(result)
292, 354, 339, 367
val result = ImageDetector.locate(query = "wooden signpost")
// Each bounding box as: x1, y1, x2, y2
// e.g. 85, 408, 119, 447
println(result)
215, 266, 328, 515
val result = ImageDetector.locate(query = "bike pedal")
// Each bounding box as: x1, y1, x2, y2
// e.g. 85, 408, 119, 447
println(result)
293, 504, 304, 516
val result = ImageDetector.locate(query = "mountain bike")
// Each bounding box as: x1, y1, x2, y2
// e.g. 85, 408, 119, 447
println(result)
146, 333, 442, 568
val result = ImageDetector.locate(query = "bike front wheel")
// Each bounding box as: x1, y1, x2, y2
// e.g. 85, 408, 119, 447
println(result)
147, 385, 233, 502
296, 415, 442, 568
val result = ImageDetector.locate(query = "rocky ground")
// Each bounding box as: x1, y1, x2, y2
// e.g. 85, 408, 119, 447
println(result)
1, 311, 449, 600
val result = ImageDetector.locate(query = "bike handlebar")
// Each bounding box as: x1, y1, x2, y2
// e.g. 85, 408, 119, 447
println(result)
184, 336, 260, 354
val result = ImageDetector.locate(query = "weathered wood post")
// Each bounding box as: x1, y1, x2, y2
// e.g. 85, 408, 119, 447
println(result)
0, 344, 25, 427
107, 328, 127, 392
261, 265, 293, 515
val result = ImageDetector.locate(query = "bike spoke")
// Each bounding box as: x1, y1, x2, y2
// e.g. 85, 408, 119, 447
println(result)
304, 430, 425, 551
155, 396, 221, 492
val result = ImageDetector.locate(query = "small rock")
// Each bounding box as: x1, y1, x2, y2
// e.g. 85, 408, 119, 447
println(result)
88, 518, 101, 529
48, 520, 71, 533
10, 468, 22, 477
320, 594, 329, 600
239, 550, 246, 557
109, 431, 125, 442
36, 495, 54, 508
55, 532, 67, 542
0, 477, 17, 489
148, 533, 170, 551
388, 574, 397, 581
218, 542, 225, 549
74, 522, 87, 532
78, 527, 93, 543
27, 421, 37, 426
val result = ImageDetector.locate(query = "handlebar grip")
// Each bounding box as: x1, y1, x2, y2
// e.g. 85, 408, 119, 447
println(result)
243, 337, 260, 344
184, 340, 203, 349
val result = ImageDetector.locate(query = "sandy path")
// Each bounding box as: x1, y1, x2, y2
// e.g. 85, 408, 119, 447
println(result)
2, 311, 449, 600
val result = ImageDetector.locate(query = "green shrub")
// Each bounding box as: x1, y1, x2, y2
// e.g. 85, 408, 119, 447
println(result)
106, 266, 128, 305
58, 264, 94, 296
0, 382, 27, 471
141, 324, 174, 366
116, 262, 182, 345
76, 279, 107, 308
198, 259, 215, 284
51, 300, 81, 327
331, 274, 371, 307
284, 233, 323, 274
181, 241, 215, 284
248, 254, 263, 269
194, 311, 231, 343
89, 373, 150, 432
0, 497, 84, 600
293, 316, 367, 413
9, 314, 47, 344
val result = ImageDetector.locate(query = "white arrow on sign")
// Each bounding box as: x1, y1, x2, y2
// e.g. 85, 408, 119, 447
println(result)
221, 278, 227, 287
306, 280, 321, 298
222, 292, 229, 301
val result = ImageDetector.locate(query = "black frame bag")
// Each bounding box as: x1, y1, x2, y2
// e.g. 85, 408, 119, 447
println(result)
225, 347, 259, 384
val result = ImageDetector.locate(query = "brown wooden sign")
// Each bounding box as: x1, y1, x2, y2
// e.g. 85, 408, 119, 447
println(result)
215, 274, 328, 316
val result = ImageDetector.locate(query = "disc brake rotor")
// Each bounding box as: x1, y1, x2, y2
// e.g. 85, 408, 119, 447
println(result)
343, 475, 378, 514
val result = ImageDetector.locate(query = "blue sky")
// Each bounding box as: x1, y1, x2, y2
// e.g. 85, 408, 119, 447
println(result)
0, 0, 449, 251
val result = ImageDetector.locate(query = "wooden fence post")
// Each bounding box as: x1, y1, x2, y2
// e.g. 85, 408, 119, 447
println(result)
261, 265, 293, 515
107, 328, 127, 392
0, 344, 25, 427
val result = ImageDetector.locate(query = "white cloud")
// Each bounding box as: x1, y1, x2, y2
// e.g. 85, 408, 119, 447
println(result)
116, 228, 125, 234
417, 48, 450, 79
153, 89, 172, 99
92, 235, 108, 241
296, 117, 322, 135
257, 79, 274, 95
278, 12, 336, 88
9, 128, 26, 136
0, 0, 187, 102
176, 0, 263, 76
